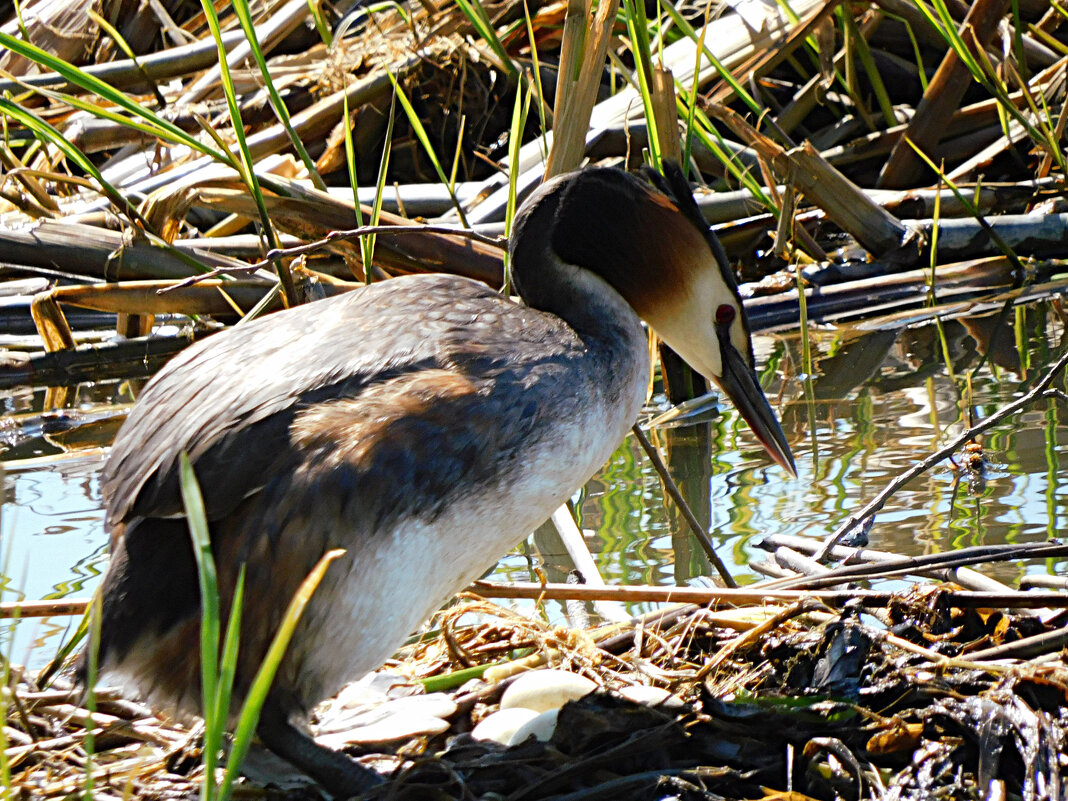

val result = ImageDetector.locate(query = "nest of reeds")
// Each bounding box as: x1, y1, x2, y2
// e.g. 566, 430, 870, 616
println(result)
6, 588, 1067, 800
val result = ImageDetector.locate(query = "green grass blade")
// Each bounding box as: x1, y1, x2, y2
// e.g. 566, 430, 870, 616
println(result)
228, 0, 327, 190
213, 566, 245, 772
11, 0, 28, 39
622, 0, 661, 169
306, 0, 333, 45
0, 659, 8, 793
0, 32, 230, 164
1, 95, 215, 278
81, 594, 102, 801
503, 81, 530, 295
521, 0, 549, 156
504, 81, 530, 240
687, 103, 773, 211
28, 84, 206, 152
1027, 21, 1068, 56
36, 608, 89, 688
197, 0, 295, 306
217, 550, 346, 801
0, 97, 153, 229
449, 114, 465, 188
1010, 0, 1028, 82
179, 453, 220, 801
909, 0, 1059, 166
899, 15, 930, 93
342, 91, 366, 280
904, 138, 1024, 270
365, 93, 396, 280
388, 72, 469, 227
927, 176, 943, 307
680, 4, 714, 177
659, 1, 764, 118
838, 6, 897, 126
453, 0, 516, 75
344, 87, 395, 283
234, 282, 282, 327
86, 8, 166, 107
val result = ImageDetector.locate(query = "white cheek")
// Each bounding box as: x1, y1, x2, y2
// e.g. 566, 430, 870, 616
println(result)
652, 268, 723, 380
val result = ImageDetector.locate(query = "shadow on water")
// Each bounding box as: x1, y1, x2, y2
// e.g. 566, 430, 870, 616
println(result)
4, 300, 1068, 664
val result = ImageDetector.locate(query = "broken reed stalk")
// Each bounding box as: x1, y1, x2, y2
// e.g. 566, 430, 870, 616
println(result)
470, 582, 1068, 608
160, 224, 505, 290
631, 424, 737, 588
814, 345, 1068, 560
770, 541, 1068, 591
16, 567, 1066, 621
543, 0, 621, 178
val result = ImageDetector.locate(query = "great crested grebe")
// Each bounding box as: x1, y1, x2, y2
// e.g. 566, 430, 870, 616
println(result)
83, 163, 794, 795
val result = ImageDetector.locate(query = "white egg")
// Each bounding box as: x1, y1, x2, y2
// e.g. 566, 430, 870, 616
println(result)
617, 685, 684, 709
507, 709, 559, 745
499, 669, 597, 713
471, 707, 540, 745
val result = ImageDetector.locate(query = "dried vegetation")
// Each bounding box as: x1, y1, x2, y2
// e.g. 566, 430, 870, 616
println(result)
2, 0, 1068, 798
5, 584, 1068, 799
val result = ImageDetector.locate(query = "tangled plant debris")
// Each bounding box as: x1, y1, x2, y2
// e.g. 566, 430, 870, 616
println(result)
5, 583, 1067, 800
3, 0, 1068, 798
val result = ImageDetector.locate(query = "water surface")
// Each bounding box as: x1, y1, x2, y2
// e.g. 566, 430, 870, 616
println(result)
3, 301, 1066, 667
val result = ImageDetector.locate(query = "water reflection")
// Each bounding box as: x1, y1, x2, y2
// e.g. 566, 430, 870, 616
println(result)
3, 301, 1068, 666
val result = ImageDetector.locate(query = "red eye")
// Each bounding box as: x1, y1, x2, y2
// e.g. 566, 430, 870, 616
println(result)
715, 304, 735, 326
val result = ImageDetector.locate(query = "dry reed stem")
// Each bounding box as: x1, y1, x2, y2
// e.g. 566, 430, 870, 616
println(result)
878, 0, 1011, 188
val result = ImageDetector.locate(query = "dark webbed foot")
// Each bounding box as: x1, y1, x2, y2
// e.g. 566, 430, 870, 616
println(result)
257, 699, 384, 798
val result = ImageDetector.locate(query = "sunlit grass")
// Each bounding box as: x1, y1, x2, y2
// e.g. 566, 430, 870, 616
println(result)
229, 0, 326, 191
388, 72, 471, 228
0, 33, 234, 164
196, 0, 294, 306
344, 87, 396, 284
622, 0, 662, 170
179, 454, 343, 801
913, 0, 1066, 174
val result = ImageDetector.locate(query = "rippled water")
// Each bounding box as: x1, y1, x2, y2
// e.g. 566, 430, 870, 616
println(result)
3, 301, 1067, 667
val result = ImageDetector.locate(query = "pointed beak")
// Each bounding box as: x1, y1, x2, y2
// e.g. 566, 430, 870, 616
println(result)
714, 340, 796, 476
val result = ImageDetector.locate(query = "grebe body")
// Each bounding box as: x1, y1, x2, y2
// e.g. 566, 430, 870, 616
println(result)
87, 164, 793, 795
99, 275, 646, 711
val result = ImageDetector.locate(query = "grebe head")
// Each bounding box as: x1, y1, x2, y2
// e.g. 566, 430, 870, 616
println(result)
510, 163, 795, 474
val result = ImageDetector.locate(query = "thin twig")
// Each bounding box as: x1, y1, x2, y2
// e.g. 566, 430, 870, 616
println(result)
631, 424, 737, 588
0, 599, 90, 619
814, 346, 1068, 561
157, 224, 506, 293
258, 224, 503, 267
471, 581, 1068, 608
155, 264, 270, 292
769, 542, 1068, 591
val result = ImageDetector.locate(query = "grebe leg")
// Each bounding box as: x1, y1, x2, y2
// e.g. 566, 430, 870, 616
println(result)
256, 696, 384, 798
